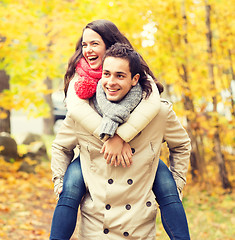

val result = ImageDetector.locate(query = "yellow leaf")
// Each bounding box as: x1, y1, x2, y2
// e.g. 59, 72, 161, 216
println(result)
0, 146, 5, 153
0, 111, 8, 119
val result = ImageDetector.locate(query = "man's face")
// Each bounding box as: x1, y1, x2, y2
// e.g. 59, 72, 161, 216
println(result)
101, 57, 139, 102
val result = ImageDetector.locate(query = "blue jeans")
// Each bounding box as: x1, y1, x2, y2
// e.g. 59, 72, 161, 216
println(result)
50, 158, 190, 240
50, 157, 86, 240
153, 160, 190, 239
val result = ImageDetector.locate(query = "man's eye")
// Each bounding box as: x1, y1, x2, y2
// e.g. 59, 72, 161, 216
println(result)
118, 75, 124, 78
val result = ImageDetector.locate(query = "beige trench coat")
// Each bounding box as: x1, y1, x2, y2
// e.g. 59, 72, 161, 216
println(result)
51, 99, 191, 239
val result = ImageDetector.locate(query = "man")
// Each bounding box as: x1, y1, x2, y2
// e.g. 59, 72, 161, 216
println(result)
51, 43, 191, 239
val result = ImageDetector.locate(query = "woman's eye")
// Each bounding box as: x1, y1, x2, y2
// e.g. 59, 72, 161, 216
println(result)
92, 42, 98, 46
103, 72, 110, 77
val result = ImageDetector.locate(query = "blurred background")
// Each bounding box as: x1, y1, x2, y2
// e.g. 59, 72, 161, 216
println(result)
0, 0, 234, 239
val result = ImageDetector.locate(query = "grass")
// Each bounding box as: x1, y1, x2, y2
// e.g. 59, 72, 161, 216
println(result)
155, 185, 235, 240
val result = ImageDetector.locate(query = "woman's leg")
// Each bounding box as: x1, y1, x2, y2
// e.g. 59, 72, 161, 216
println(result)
50, 156, 86, 240
153, 159, 190, 240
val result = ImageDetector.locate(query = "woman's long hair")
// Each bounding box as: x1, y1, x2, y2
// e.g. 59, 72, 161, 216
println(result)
64, 19, 164, 96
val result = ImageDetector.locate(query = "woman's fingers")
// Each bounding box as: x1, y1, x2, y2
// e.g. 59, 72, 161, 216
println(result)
110, 155, 117, 166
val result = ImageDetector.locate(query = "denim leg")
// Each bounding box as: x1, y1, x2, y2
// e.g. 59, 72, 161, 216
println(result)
153, 159, 190, 240
50, 156, 86, 240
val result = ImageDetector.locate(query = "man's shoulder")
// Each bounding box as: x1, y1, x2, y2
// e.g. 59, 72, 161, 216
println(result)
156, 98, 173, 118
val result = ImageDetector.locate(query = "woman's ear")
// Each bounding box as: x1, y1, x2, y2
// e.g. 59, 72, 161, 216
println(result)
131, 73, 140, 86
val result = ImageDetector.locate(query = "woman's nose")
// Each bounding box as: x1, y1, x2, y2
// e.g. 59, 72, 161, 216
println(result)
86, 45, 93, 53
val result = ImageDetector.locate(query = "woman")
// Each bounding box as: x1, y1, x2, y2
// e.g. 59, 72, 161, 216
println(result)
50, 19, 190, 240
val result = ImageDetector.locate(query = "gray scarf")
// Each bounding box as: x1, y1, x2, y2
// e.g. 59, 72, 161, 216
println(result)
93, 80, 143, 139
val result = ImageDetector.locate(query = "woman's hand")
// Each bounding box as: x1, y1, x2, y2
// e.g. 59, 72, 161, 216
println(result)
100, 134, 133, 168
121, 142, 133, 167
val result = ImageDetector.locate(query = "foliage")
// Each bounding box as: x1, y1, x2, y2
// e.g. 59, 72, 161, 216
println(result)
0, 157, 54, 239
0, 0, 234, 185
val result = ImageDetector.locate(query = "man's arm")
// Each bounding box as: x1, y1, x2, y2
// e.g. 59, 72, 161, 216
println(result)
51, 115, 78, 196
163, 102, 191, 193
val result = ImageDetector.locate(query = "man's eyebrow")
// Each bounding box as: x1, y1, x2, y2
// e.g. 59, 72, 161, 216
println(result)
116, 71, 127, 75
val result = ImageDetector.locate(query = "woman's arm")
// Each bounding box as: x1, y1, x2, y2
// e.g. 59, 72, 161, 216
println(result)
66, 74, 102, 140
67, 75, 161, 167
116, 77, 160, 142
67, 75, 161, 142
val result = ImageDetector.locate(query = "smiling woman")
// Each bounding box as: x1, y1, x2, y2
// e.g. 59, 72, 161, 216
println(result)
82, 28, 106, 69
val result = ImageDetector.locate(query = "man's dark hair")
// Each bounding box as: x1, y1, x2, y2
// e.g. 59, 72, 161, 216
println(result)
104, 43, 151, 98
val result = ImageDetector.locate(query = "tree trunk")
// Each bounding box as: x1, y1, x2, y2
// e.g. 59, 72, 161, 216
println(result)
0, 70, 11, 133
228, 49, 235, 117
180, 2, 205, 180
43, 77, 54, 135
205, 2, 231, 189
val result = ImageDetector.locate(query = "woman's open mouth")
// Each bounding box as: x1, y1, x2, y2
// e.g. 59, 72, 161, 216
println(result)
88, 56, 98, 62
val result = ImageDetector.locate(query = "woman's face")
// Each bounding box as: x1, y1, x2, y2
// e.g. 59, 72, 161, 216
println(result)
82, 28, 106, 69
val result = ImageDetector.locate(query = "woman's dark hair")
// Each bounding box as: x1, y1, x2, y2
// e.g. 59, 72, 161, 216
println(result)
104, 43, 151, 98
64, 19, 164, 96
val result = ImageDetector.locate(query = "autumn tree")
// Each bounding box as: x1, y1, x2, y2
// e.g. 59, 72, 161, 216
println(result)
204, 0, 231, 189
0, 70, 10, 133
0, 0, 233, 188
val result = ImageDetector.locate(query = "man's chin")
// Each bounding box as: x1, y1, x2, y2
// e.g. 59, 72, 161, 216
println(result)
106, 95, 120, 102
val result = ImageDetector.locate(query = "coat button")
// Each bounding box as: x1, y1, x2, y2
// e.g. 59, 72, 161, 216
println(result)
106, 204, 111, 210
123, 231, 129, 237
127, 179, 133, 185
108, 179, 113, 184
146, 201, 152, 207
104, 228, 109, 234
125, 204, 131, 210
131, 148, 135, 154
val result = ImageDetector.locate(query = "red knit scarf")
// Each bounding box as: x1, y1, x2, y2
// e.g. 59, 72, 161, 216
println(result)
74, 57, 102, 99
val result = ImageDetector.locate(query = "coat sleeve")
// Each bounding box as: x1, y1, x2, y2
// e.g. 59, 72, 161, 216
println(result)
66, 75, 102, 139
116, 77, 160, 142
51, 115, 78, 195
163, 102, 191, 193
67, 75, 161, 142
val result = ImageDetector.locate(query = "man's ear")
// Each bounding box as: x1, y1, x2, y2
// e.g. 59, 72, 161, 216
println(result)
131, 73, 140, 86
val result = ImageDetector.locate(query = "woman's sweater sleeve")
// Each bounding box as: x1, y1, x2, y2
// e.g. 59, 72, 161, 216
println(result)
66, 74, 102, 140
67, 75, 160, 142
116, 77, 160, 142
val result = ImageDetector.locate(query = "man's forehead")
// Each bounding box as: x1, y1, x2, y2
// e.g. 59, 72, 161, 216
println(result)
103, 57, 130, 72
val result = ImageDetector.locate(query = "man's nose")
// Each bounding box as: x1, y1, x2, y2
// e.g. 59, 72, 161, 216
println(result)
107, 76, 116, 85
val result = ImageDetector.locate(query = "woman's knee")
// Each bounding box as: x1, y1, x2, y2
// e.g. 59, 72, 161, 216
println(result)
153, 160, 180, 204
63, 156, 86, 193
